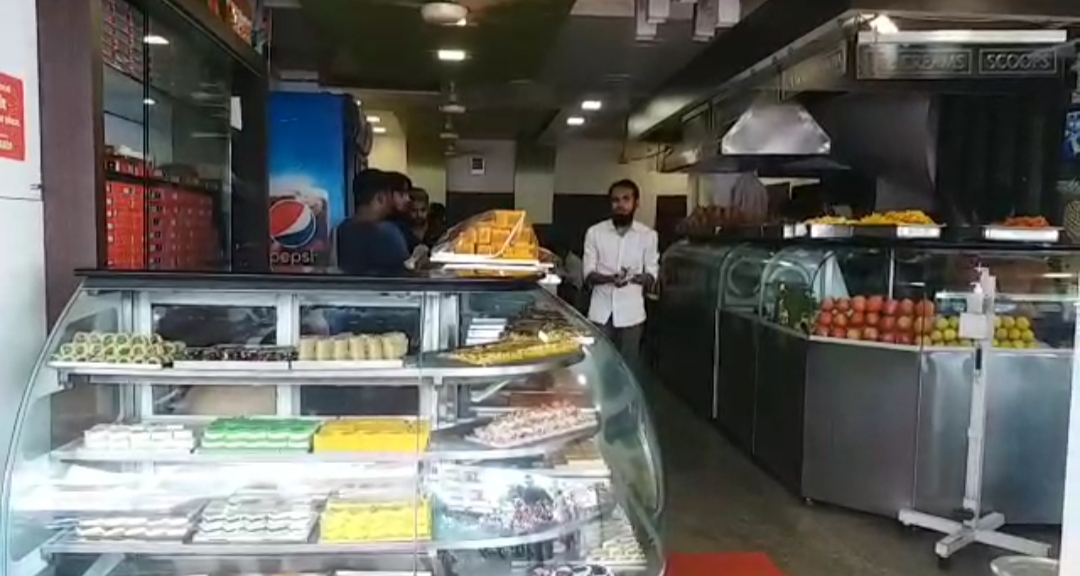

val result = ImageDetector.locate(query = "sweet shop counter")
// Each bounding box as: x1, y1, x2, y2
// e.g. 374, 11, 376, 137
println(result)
658, 238, 1079, 523
1, 271, 663, 576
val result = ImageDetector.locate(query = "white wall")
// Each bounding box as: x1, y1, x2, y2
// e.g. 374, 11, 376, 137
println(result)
368, 133, 407, 174
554, 140, 689, 227
447, 140, 516, 193
0, 0, 47, 494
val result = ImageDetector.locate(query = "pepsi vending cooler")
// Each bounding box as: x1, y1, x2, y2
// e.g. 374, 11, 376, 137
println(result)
268, 92, 360, 270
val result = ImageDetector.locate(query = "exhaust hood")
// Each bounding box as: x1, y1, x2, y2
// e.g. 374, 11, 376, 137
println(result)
662, 97, 845, 173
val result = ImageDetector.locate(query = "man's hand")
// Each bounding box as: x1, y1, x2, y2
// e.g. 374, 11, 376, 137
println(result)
587, 272, 617, 286
630, 273, 654, 289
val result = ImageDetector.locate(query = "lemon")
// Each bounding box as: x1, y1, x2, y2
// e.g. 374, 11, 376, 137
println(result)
1016, 317, 1031, 330
992, 339, 1001, 347
948, 317, 960, 330
944, 328, 957, 342
1007, 328, 1021, 341
930, 330, 943, 342
994, 316, 1003, 328
995, 328, 1009, 340
934, 317, 948, 331
999, 340, 1012, 348
1002, 316, 1016, 329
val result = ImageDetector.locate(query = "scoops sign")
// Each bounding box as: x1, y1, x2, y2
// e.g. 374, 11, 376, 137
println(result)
0, 72, 24, 162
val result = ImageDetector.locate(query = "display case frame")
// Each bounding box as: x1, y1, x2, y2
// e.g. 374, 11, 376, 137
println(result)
2, 271, 664, 576
659, 236, 1078, 524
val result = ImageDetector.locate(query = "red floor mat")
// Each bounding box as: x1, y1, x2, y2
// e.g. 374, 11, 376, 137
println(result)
666, 552, 786, 576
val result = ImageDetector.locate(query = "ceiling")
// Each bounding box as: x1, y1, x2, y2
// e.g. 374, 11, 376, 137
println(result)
268, 0, 715, 145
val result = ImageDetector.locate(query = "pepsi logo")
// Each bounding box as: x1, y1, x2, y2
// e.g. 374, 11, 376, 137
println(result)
269, 198, 317, 249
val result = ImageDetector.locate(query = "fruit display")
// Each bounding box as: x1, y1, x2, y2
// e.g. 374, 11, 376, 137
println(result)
999, 216, 1052, 228
991, 314, 1041, 348
312, 418, 430, 453
443, 209, 540, 261
812, 295, 940, 345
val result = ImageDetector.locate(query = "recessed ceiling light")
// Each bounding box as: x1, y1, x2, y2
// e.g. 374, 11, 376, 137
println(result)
143, 34, 169, 45
437, 49, 467, 62
366, 115, 381, 123
143, 98, 156, 106
567, 116, 585, 126
581, 100, 603, 111
372, 126, 388, 134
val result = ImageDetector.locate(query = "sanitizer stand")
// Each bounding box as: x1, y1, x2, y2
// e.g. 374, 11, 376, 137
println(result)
897, 269, 1051, 561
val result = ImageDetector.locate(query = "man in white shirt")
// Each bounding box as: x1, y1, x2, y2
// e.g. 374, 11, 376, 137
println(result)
583, 179, 659, 365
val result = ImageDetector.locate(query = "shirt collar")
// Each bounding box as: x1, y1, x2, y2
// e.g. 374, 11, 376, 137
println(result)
605, 219, 639, 233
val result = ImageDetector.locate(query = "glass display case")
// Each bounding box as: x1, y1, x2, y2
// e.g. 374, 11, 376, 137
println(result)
660, 238, 1078, 524
1, 272, 663, 576
101, 0, 266, 271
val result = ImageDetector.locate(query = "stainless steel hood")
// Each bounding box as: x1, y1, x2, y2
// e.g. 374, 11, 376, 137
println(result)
662, 96, 846, 173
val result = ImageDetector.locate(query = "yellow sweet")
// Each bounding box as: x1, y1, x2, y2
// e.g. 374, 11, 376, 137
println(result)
313, 419, 430, 453
320, 499, 431, 543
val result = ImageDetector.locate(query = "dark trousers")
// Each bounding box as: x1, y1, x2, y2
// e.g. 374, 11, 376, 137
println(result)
598, 320, 644, 368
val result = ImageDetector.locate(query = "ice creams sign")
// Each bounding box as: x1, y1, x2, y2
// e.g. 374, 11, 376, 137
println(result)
0, 72, 24, 162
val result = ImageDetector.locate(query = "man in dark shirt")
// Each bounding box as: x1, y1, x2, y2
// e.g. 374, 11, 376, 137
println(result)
383, 171, 421, 253
336, 169, 409, 275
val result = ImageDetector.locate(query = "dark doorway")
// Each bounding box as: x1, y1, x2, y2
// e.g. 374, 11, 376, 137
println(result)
655, 195, 688, 253
552, 194, 610, 254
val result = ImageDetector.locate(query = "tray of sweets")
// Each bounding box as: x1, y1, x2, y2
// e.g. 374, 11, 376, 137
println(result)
981, 226, 1062, 243
851, 224, 942, 239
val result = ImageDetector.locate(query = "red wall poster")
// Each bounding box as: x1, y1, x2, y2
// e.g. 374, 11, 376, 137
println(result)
0, 73, 25, 162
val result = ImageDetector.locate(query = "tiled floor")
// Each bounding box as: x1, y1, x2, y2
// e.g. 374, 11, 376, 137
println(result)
642, 380, 1060, 576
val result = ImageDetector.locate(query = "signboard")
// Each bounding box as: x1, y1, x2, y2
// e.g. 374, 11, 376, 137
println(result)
781, 44, 847, 93
0, 73, 25, 162
857, 44, 1060, 80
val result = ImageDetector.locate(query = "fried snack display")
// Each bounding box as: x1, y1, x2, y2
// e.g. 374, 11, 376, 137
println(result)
446, 335, 582, 366
1000, 215, 1052, 228
857, 210, 936, 225
435, 209, 539, 262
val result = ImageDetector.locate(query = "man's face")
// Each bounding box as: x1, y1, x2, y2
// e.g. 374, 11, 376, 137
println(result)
610, 186, 638, 223
391, 190, 411, 214
411, 199, 429, 225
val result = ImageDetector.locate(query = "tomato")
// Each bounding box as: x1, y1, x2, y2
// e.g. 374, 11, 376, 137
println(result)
880, 316, 896, 331
836, 298, 851, 313
896, 315, 913, 332
865, 312, 880, 327
846, 328, 862, 341
921, 300, 935, 317
820, 297, 835, 312
862, 327, 879, 341
852, 295, 867, 313
817, 311, 833, 326
867, 295, 884, 313
913, 317, 926, 335
850, 312, 865, 327
900, 298, 915, 315
897, 332, 914, 345
879, 332, 896, 343
814, 326, 830, 337
830, 327, 847, 339
883, 299, 900, 316
833, 313, 848, 328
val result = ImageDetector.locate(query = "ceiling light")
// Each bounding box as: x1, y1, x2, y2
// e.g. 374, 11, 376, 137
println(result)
421, 2, 468, 25
355, 99, 362, 106
440, 102, 466, 114
143, 34, 169, 45
372, 126, 387, 134
366, 115, 381, 123
143, 98, 156, 106
869, 14, 898, 33
581, 100, 603, 111
438, 49, 467, 62
567, 116, 585, 126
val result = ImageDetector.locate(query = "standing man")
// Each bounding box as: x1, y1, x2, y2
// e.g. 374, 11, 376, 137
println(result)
336, 169, 409, 275
583, 179, 659, 366
408, 188, 431, 247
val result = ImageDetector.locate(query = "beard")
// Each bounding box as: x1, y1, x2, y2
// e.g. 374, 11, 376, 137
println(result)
611, 212, 634, 227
